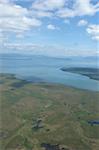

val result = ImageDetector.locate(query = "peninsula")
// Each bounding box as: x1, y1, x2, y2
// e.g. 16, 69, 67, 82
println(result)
61, 67, 99, 81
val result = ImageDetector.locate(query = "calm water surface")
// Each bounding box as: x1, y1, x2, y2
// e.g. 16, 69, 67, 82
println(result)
0, 54, 99, 91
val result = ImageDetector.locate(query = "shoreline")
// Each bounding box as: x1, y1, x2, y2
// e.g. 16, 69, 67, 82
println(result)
0, 72, 99, 150
61, 67, 99, 81
0, 73, 99, 93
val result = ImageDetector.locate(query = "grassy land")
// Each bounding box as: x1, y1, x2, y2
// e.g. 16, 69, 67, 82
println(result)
0, 74, 99, 150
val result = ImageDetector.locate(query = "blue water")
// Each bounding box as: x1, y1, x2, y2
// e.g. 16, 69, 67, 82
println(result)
0, 53, 99, 91
88, 121, 99, 125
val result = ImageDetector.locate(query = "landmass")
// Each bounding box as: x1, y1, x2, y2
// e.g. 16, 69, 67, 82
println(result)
0, 74, 99, 150
61, 67, 99, 81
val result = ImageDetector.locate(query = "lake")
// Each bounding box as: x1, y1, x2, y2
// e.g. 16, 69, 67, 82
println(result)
0, 53, 99, 91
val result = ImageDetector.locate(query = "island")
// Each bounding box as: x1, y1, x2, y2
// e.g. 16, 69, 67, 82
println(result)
61, 67, 99, 81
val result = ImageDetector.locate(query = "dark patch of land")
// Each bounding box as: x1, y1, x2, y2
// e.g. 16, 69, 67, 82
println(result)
61, 67, 99, 80
11, 80, 29, 88
41, 143, 60, 150
0, 81, 4, 84
0, 73, 99, 150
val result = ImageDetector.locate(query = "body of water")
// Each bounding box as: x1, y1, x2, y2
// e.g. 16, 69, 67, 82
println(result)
0, 53, 99, 91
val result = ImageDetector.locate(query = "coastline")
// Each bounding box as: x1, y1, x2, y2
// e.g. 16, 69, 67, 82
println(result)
61, 67, 99, 81
0, 73, 99, 150
0, 73, 99, 92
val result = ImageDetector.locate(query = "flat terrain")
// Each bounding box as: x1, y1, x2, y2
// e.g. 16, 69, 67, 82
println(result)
0, 74, 99, 150
61, 67, 99, 80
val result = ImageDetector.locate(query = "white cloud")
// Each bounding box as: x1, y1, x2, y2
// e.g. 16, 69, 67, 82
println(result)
0, 3, 28, 17
0, 0, 99, 54
1, 42, 98, 57
0, 0, 9, 3
0, 1, 42, 34
86, 24, 99, 41
31, 10, 53, 18
47, 24, 58, 30
31, 0, 66, 19
57, 8, 75, 18
57, 0, 99, 18
74, 0, 99, 16
0, 17, 41, 33
0, 0, 98, 35
32, 0, 65, 11
78, 19, 88, 26
31, 0, 99, 19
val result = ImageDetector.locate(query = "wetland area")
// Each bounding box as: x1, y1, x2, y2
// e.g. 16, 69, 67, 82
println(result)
0, 54, 99, 150
0, 73, 99, 150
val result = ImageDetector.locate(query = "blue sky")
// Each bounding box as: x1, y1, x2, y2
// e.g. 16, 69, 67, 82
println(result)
0, 0, 99, 57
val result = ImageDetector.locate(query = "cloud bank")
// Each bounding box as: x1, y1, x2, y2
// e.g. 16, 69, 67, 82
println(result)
0, 0, 99, 56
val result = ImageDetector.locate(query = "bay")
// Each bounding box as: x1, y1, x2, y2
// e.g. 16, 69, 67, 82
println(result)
0, 53, 99, 91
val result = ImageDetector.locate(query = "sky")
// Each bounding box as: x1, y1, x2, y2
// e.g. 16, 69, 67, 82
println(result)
0, 0, 99, 57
